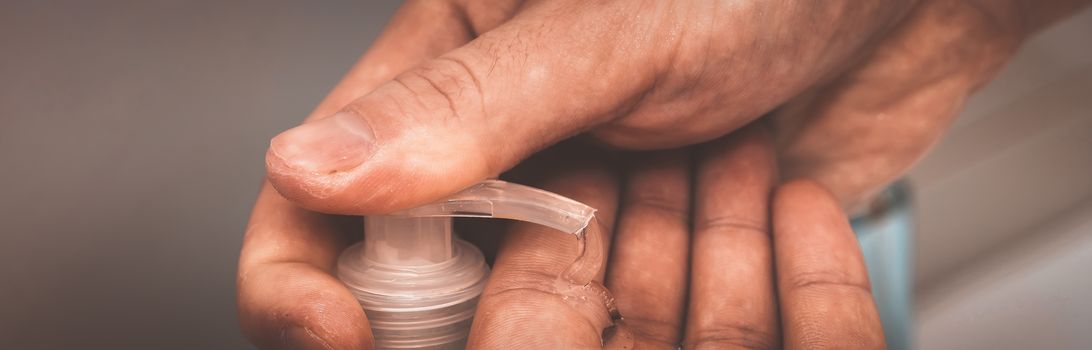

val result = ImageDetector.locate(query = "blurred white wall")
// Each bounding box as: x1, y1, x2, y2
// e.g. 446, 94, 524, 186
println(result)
917, 199, 1092, 349
909, 8, 1092, 349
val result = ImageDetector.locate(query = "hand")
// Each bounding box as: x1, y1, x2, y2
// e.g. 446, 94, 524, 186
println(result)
237, 126, 884, 349
263, 0, 950, 214
467, 127, 883, 349
239, 0, 1086, 348
260, 0, 1083, 212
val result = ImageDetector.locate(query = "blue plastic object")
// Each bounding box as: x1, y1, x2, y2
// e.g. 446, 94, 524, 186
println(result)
852, 181, 914, 350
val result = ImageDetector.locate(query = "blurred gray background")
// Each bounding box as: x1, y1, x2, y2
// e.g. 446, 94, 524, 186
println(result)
0, 1, 1089, 349
1, 1, 399, 348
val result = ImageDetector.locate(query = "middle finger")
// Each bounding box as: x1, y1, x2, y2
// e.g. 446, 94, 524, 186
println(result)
685, 126, 781, 349
605, 150, 692, 348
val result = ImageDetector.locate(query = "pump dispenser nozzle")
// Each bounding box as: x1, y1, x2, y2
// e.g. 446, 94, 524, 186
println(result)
337, 180, 598, 349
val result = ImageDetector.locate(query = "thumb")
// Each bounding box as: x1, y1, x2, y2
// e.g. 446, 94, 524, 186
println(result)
266, 4, 656, 214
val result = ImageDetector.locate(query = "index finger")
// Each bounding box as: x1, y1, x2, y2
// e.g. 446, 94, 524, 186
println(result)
772, 180, 885, 349
467, 145, 621, 349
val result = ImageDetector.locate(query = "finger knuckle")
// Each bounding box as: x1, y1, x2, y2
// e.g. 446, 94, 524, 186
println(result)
619, 316, 682, 346
696, 214, 768, 236
393, 55, 486, 125
687, 323, 780, 350
786, 270, 872, 296
624, 191, 689, 221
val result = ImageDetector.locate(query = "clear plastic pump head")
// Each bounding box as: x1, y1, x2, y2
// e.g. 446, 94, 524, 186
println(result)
338, 180, 599, 349
387, 180, 597, 234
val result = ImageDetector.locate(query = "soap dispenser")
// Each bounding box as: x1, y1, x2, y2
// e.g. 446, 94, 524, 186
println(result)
337, 180, 598, 349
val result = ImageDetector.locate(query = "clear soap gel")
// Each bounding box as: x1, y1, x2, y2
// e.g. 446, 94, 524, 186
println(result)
337, 180, 603, 349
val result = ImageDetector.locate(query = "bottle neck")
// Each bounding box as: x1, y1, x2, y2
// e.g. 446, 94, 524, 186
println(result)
363, 216, 455, 266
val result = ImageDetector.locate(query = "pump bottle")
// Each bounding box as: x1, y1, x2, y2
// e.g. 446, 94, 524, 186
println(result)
337, 180, 597, 349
